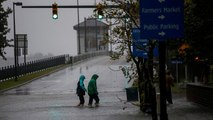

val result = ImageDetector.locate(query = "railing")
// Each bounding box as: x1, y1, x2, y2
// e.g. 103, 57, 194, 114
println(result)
187, 83, 213, 109
0, 55, 67, 82
71, 51, 110, 64
0, 51, 109, 82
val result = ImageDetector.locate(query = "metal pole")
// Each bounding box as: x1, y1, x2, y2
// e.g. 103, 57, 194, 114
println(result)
21, 5, 119, 9
13, 3, 17, 81
84, 17, 87, 53
77, 0, 80, 54
159, 40, 168, 120
176, 62, 179, 83
95, 0, 98, 51
95, 18, 98, 51
24, 35, 26, 74
110, 19, 112, 53
13, 2, 22, 81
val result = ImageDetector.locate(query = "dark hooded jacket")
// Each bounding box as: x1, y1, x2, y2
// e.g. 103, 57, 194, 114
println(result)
76, 75, 86, 96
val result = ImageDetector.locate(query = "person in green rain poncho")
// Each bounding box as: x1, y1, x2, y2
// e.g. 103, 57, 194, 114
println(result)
87, 74, 99, 107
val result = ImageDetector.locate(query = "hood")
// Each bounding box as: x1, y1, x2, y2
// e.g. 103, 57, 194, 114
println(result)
79, 75, 85, 81
91, 74, 99, 80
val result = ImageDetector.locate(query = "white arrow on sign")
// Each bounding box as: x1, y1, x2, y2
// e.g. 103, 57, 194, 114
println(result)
158, 15, 165, 20
158, 0, 166, 3
158, 31, 166, 36
143, 52, 148, 55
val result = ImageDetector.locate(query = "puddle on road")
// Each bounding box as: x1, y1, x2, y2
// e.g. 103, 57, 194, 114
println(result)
15, 88, 31, 95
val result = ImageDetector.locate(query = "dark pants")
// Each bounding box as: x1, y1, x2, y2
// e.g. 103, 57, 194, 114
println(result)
78, 95, 85, 104
166, 88, 173, 104
88, 94, 99, 105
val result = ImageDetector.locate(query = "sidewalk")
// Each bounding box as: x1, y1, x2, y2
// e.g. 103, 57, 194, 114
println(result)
130, 93, 213, 120
83, 91, 213, 120
166, 93, 213, 120
1, 87, 212, 120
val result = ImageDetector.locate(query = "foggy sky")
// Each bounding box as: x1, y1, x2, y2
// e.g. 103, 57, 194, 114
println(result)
3, 0, 103, 57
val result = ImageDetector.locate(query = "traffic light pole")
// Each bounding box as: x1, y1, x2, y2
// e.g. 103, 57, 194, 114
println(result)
13, 2, 17, 81
13, 2, 22, 81
21, 4, 118, 55
21, 5, 119, 9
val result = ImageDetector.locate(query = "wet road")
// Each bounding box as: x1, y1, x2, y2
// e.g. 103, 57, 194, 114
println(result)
3, 56, 129, 95
0, 56, 146, 120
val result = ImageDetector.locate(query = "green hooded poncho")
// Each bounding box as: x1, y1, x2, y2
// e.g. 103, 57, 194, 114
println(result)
87, 74, 99, 95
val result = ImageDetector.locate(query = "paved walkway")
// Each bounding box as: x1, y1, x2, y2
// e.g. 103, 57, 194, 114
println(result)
0, 56, 213, 120
124, 92, 213, 120
165, 93, 213, 120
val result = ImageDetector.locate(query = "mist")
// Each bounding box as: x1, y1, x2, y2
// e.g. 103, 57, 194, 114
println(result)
3, 0, 103, 57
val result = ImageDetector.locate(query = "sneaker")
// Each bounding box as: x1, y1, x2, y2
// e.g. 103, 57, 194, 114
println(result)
76, 104, 84, 107
88, 104, 93, 108
76, 103, 81, 106
79, 104, 84, 107
95, 103, 99, 107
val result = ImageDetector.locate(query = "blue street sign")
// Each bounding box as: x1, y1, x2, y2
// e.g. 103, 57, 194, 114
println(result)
140, 0, 184, 39
132, 28, 159, 58
132, 28, 148, 58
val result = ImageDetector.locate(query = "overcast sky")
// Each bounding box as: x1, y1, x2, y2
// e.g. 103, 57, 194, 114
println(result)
3, 0, 103, 57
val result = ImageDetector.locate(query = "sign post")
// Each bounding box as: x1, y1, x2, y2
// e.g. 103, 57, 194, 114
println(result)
139, 0, 184, 120
16, 34, 28, 74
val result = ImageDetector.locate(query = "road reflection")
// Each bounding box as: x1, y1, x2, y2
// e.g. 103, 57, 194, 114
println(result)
15, 88, 31, 95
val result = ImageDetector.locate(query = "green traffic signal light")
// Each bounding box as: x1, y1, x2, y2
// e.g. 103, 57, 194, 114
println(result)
52, 14, 58, 19
98, 14, 103, 20
95, 3, 104, 20
52, 3, 58, 19
97, 9, 103, 20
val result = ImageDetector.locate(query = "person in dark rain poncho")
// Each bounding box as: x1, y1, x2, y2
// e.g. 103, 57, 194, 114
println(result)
76, 75, 87, 107
87, 74, 99, 107
166, 70, 174, 104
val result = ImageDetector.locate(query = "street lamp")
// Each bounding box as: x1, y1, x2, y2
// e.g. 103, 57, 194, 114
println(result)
77, 0, 81, 54
13, 2, 22, 81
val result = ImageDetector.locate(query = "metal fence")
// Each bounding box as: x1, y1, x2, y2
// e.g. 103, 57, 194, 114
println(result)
71, 51, 110, 64
0, 55, 67, 82
187, 83, 213, 109
0, 51, 109, 82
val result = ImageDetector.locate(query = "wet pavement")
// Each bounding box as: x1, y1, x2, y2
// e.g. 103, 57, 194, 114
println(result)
0, 56, 213, 120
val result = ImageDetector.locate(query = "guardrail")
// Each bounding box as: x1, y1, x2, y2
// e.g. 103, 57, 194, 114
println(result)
0, 51, 109, 82
71, 51, 109, 64
186, 83, 213, 109
0, 55, 66, 82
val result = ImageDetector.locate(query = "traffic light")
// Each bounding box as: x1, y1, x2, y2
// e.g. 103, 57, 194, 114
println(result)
96, 3, 104, 20
52, 3, 58, 19
98, 9, 103, 20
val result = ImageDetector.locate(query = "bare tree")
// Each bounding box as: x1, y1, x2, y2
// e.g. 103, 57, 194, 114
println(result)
0, 0, 12, 60
94, 1, 158, 119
